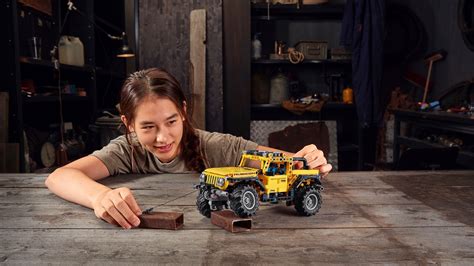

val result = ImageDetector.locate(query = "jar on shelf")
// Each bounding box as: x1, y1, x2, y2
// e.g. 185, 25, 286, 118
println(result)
252, 33, 262, 60
343, 87, 354, 104
269, 69, 289, 104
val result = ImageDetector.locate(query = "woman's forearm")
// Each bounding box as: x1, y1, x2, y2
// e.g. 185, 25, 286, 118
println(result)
257, 145, 294, 156
45, 167, 111, 209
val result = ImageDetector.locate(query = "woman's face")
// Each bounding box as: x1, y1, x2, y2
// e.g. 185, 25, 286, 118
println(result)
130, 96, 185, 163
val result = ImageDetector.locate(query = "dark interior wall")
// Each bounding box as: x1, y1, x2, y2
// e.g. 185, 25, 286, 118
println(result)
138, 0, 223, 132
395, 0, 474, 100
125, 0, 137, 75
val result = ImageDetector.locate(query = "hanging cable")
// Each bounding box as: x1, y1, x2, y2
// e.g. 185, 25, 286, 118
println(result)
47, 0, 75, 164
53, 3, 74, 147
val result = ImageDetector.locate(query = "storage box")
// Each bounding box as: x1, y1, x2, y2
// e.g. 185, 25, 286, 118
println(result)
330, 47, 352, 60
295, 41, 328, 60
0, 92, 8, 143
18, 0, 52, 16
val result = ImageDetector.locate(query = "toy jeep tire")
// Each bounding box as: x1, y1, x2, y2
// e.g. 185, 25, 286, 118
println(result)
196, 188, 212, 218
294, 185, 322, 216
230, 184, 259, 217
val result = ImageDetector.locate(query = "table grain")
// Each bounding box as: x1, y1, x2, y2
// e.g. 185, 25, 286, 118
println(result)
1, 171, 473, 264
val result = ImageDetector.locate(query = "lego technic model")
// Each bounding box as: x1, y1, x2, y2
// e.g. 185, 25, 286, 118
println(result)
195, 150, 323, 218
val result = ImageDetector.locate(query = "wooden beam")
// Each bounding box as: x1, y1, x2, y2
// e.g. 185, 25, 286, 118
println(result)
222, 0, 250, 138
190, 9, 206, 130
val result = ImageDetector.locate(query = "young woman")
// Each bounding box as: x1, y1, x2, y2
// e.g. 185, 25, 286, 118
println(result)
45, 68, 332, 229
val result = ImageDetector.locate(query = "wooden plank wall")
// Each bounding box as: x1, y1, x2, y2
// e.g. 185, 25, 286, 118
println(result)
190, 9, 206, 130
138, 0, 223, 132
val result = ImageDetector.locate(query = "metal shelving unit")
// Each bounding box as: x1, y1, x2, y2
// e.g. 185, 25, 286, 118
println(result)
1, 0, 127, 172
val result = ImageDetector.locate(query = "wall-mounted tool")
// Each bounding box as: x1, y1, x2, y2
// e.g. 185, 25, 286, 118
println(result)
420, 50, 447, 109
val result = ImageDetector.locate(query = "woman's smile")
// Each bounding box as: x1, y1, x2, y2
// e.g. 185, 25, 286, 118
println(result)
131, 96, 185, 163
154, 143, 173, 153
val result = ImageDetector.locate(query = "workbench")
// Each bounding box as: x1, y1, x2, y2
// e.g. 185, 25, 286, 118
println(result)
1, 171, 473, 264
392, 109, 474, 169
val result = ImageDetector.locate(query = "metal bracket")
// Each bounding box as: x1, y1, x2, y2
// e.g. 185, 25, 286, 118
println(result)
211, 210, 252, 233
138, 211, 184, 230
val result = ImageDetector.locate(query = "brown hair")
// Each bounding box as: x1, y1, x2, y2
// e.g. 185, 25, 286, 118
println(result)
120, 68, 206, 172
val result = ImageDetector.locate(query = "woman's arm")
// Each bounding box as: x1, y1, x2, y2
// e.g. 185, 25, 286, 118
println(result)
257, 144, 332, 176
45, 156, 111, 208
45, 156, 142, 229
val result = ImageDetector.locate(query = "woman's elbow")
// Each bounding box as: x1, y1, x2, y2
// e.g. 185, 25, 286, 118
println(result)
44, 167, 64, 189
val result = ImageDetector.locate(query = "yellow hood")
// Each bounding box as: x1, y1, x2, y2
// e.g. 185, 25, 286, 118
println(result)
203, 167, 259, 177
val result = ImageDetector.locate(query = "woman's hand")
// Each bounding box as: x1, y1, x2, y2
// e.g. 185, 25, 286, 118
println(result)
293, 144, 332, 176
92, 187, 142, 229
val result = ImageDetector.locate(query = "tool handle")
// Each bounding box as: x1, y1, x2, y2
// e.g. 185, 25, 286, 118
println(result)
422, 60, 434, 103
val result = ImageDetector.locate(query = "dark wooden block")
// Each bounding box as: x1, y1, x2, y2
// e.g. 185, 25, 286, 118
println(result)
138, 211, 184, 230
211, 210, 252, 233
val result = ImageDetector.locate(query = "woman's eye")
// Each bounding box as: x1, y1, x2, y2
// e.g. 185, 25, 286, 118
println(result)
168, 120, 177, 125
141, 126, 154, 130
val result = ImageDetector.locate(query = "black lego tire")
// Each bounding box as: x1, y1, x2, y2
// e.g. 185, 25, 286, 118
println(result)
230, 184, 259, 217
196, 188, 211, 218
294, 186, 322, 216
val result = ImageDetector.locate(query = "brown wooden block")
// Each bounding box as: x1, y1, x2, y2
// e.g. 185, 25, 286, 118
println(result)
211, 210, 252, 233
138, 211, 184, 230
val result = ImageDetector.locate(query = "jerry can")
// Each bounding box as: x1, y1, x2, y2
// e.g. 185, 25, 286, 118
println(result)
70, 36, 84, 66
59, 36, 84, 66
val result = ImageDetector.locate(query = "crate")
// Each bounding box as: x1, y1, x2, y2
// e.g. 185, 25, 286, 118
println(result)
295, 41, 328, 60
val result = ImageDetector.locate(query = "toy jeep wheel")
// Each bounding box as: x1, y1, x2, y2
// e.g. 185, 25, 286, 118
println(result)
230, 184, 259, 217
196, 188, 211, 218
294, 186, 322, 216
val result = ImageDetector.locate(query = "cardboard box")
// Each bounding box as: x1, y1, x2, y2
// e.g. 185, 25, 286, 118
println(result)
0, 143, 19, 173
18, 0, 52, 16
0, 92, 8, 143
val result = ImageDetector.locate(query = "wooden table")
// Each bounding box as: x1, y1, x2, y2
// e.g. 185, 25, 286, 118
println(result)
1, 171, 473, 264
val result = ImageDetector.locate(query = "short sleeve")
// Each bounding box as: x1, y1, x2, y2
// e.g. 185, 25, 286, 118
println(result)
91, 135, 133, 175
198, 130, 258, 167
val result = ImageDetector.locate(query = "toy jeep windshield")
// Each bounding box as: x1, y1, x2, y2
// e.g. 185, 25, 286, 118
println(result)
195, 150, 323, 218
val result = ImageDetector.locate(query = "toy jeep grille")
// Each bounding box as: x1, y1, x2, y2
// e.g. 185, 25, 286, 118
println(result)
204, 174, 219, 186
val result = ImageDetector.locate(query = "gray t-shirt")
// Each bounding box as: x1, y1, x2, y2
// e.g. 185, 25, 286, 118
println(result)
91, 129, 258, 175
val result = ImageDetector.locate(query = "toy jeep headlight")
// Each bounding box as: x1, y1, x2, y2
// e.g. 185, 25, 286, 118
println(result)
216, 177, 226, 187
199, 173, 206, 183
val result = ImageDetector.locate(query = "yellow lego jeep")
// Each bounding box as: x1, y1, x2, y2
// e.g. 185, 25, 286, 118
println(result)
195, 150, 323, 218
